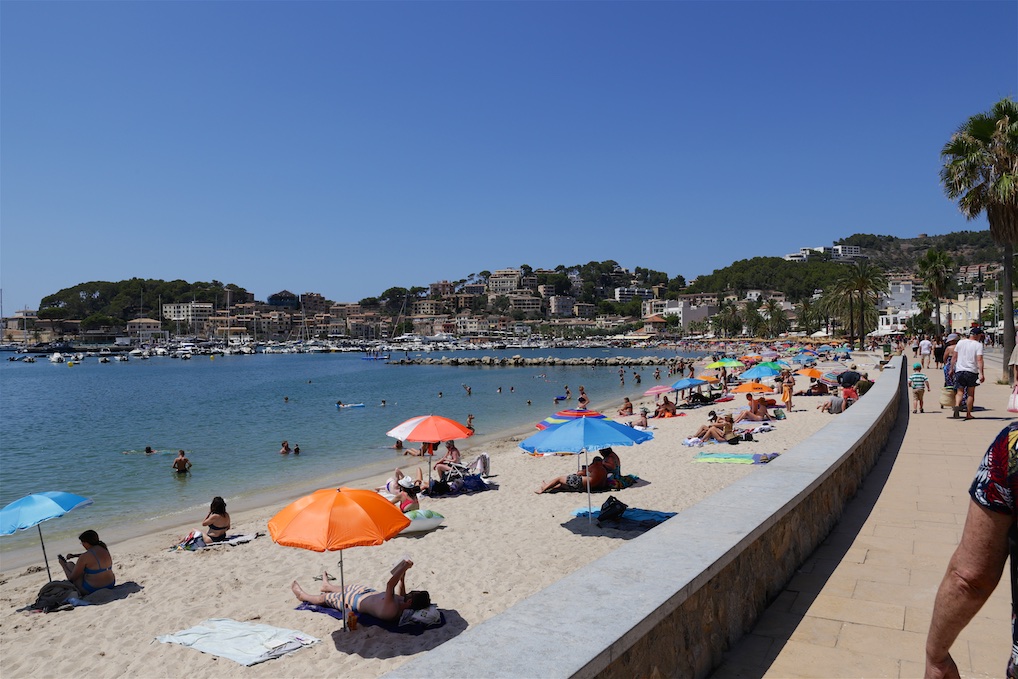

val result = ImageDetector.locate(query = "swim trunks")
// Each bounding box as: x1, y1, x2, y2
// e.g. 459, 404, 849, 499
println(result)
566, 474, 582, 490
324, 585, 376, 614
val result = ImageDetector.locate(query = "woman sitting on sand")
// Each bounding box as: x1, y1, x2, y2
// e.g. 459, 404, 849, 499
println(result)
202, 496, 231, 543
692, 411, 732, 443
396, 483, 420, 512
58, 530, 115, 595
734, 396, 770, 423
654, 396, 676, 418
617, 398, 633, 416
601, 448, 621, 480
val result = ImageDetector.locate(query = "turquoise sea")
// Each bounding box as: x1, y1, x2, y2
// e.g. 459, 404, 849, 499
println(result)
0, 347, 700, 560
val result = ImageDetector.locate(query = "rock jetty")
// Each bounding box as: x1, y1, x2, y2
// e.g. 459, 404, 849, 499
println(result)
389, 355, 684, 367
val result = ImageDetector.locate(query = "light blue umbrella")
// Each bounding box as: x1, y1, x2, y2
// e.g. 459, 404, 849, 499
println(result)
670, 377, 708, 392
1, 491, 93, 581
521, 418, 653, 522
740, 365, 780, 380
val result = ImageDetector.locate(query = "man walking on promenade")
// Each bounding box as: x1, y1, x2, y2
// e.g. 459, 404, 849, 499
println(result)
919, 335, 933, 368
947, 327, 985, 420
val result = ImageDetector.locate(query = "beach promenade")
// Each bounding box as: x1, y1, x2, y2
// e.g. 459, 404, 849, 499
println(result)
713, 351, 1015, 679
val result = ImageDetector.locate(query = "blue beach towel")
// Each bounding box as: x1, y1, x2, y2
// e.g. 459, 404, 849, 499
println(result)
295, 602, 446, 635
572, 507, 676, 528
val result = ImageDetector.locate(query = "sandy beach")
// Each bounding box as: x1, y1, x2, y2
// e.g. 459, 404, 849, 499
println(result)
0, 358, 878, 678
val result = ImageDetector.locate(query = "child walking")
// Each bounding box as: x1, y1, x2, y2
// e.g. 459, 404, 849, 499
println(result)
908, 362, 930, 414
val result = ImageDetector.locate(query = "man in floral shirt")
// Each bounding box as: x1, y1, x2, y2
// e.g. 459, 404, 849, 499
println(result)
926, 422, 1018, 678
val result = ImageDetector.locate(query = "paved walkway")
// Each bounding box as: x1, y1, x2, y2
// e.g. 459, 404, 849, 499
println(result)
713, 351, 1016, 679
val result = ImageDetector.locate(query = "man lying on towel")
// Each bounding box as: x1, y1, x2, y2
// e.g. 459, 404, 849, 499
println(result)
291, 559, 430, 622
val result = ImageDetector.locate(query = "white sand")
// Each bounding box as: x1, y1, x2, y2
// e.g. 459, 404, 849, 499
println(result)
0, 360, 872, 678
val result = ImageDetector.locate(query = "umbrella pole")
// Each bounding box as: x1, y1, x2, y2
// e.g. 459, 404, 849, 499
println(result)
584, 449, 592, 526
339, 550, 347, 632
38, 525, 52, 582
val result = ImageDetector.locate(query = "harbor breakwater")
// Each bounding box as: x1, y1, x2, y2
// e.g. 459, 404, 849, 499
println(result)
389, 355, 686, 367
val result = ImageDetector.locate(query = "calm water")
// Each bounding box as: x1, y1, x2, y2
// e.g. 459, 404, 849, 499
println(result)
0, 347, 699, 556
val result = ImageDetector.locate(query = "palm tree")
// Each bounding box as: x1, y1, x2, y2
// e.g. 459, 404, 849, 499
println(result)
794, 298, 820, 336
917, 249, 954, 334
761, 298, 788, 338
941, 98, 1018, 382
833, 261, 889, 349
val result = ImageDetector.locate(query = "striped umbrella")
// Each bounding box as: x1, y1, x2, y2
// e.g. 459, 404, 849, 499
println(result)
535, 409, 608, 430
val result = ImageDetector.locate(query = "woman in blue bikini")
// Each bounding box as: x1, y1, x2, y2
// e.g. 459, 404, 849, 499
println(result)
58, 530, 115, 595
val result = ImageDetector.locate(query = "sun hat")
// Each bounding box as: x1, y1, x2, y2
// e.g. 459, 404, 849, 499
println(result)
913, 363, 921, 369
946, 333, 959, 342
398, 477, 415, 489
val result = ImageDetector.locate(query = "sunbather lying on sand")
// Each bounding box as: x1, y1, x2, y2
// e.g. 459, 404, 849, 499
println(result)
291, 560, 430, 623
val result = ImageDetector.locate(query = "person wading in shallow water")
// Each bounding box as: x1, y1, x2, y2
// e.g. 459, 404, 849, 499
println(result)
172, 450, 192, 474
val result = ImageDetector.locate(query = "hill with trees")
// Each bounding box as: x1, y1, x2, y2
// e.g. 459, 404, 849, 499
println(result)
38, 279, 250, 330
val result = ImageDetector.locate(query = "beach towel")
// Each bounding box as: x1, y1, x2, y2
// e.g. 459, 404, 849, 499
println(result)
607, 473, 639, 491
693, 452, 779, 464
295, 602, 446, 635
571, 507, 676, 530
171, 532, 262, 551
156, 618, 318, 666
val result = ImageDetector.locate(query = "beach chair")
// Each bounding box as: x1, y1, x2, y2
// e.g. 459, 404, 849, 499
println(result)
439, 453, 491, 483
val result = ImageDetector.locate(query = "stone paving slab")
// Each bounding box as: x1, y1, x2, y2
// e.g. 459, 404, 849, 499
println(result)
713, 351, 1016, 678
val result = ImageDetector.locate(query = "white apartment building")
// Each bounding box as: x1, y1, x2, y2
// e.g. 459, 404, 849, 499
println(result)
881, 280, 914, 312
162, 302, 214, 326
614, 287, 654, 303
487, 269, 523, 294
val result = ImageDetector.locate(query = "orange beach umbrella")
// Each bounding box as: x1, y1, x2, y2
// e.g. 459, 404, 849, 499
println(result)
386, 415, 474, 443
269, 487, 410, 631
731, 382, 774, 394
796, 368, 824, 379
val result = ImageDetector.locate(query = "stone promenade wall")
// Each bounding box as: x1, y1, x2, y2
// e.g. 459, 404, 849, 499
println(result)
385, 356, 905, 679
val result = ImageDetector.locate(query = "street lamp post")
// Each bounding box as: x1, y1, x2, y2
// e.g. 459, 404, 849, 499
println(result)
976, 284, 985, 327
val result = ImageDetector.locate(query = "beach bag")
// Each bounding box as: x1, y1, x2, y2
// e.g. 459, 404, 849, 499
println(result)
743, 432, 754, 442
598, 495, 628, 524
461, 474, 487, 493
773, 409, 786, 420
726, 435, 740, 445
1009, 385, 1018, 414
940, 386, 956, 408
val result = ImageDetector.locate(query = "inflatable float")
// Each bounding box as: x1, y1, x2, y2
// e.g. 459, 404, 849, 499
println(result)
336, 403, 365, 409
400, 509, 444, 534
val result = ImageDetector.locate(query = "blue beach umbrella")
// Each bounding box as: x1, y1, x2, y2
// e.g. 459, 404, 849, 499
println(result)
1, 491, 93, 582
521, 418, 653, 522
739, 365, 780, 380
670, 377, 707, 392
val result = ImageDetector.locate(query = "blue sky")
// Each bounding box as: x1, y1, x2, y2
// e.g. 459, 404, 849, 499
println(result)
2, 1, 1015, 312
